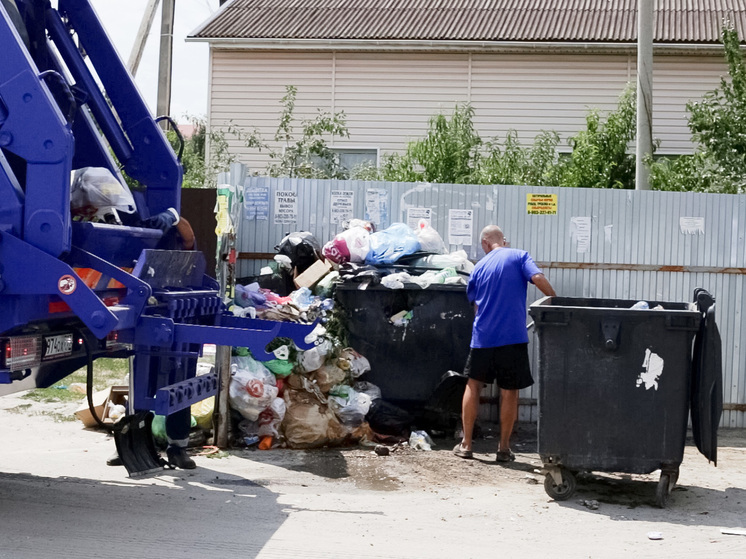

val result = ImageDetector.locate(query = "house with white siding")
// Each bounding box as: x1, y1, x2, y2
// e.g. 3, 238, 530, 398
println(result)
188, 0, 746, 174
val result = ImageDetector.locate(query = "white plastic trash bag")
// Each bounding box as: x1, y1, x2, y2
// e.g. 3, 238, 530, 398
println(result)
71, 167, 136, 218
409, 250, 475, 274
229, 355, 278, 421
337, 348, 371, 378
409, 430, 435, 451
299, 339, 332, 373
381, 271, 412, 289
328, 385, 372, 427
353, 381, 382, 401
323, 226, 371, 264
257, 397, 286, 438
410, 267, 459, 289
414, 219, 447, 254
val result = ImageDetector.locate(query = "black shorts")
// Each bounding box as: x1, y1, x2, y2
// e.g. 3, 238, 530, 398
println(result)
464, 343, 534, 390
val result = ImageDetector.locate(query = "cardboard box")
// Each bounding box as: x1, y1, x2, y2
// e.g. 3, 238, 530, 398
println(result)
74, 385, 128, 428
102, 386, 128, 424
293, 258, 332, 289
74, 388, 109, 428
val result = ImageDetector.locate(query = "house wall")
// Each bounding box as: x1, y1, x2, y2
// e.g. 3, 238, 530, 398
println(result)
208, 48, 727, 173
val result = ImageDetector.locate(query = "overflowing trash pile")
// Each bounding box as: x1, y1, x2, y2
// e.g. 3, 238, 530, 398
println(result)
223, 219, 474, 450
229, 332, 378, 449
320, 218, 473, 288
232, 219, 473, 320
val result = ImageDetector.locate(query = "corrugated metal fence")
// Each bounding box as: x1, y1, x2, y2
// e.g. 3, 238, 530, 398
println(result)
233, 171, 746, 428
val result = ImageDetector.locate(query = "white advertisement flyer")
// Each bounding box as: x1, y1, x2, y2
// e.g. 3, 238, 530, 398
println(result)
331, 190, 355, 224
570, 216, 591, 253
274, 190, 298, 224
448, 209, 473, 246
406, 207, 432, 229
365, 188, 389, 227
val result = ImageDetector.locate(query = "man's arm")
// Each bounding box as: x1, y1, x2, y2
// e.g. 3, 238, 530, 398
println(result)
176, 217, 196, 250
531, 273, 556, 297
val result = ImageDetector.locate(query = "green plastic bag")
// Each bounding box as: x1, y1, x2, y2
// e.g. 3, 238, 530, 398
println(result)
152, 414, 167, 444
152, 413, 198, 445
264, 358, 294, 377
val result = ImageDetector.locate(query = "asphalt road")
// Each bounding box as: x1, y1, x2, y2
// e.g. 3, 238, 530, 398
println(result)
1, 397, 745, 559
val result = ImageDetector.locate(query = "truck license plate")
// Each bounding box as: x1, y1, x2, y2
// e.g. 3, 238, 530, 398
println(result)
42, 333, 74, 360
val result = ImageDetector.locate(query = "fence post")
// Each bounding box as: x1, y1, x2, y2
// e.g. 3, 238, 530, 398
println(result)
212, 164, 245, 448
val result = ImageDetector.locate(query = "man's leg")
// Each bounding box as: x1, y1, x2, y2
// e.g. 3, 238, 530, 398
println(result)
498, 388, 519, 453
459, 378, 484, 451
166, 408, 196, 469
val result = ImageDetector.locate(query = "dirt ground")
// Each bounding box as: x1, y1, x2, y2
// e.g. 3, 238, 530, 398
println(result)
1, 394, 745, 558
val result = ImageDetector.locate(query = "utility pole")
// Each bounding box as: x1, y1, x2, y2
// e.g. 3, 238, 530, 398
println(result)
156, 0, 175, 129
635, 0, 653, 190
127, 0, 160, 76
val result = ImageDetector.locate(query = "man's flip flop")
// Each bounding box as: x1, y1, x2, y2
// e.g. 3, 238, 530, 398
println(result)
453, 443, 473, 459
495, 450, 516, 463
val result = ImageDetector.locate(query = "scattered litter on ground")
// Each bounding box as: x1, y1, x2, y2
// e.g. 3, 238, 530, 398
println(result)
374, 445, 390, 456
409, 430, 435, 451
720, 527, 746, 536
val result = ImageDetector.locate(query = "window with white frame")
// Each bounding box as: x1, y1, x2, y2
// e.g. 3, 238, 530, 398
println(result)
331, 147, 379, 172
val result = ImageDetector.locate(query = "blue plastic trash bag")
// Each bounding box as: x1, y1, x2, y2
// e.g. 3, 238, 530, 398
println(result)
366, 223, 421, 265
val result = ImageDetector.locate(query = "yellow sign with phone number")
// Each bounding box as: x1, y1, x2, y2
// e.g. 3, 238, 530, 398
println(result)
526, 193, 557, 215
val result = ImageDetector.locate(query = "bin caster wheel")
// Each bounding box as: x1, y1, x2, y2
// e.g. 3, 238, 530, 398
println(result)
656, 471, 676, 508
544, 469, 576, 501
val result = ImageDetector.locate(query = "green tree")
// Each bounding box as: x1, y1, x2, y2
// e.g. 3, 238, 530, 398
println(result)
474, 129, 561, 186
375, 90, 636, 189
554, 84, 637, 189
650, 26, 746, 193
226, 85, 350, 179
381, 104, 481, 183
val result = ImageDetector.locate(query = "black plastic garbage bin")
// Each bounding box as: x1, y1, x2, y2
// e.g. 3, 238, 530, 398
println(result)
335, 283, 474, 421
529, 292, 721, 507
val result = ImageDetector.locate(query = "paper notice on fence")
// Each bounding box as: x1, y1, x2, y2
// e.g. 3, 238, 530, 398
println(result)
274, 191, 298, 224
448, 209, 473, 246
365, 189, 389, 228
331, 191, 354, 224
570, 216, 591, 253
215, 191, 233, 236
680, 217, 705, 235
406, 207, 432, 229
244, 185, 269, 220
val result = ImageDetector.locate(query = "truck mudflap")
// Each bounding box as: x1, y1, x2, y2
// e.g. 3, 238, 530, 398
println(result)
113, 411, 169, 477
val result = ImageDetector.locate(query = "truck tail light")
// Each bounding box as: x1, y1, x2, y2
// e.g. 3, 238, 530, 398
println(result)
1, 336, 42, 369
106, 330, 120, 348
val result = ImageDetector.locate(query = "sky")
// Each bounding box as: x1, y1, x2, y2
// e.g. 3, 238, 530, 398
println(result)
90, 0, 219, 121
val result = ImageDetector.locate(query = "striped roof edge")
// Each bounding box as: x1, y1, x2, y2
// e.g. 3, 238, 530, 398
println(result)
190, 0, 746, 45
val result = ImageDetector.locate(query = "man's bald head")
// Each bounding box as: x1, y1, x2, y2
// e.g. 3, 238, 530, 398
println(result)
481, 225, 505, 248
480, 225, 506, 253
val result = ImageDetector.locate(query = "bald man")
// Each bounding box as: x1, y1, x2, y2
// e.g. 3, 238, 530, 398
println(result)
454, 225, 556, 462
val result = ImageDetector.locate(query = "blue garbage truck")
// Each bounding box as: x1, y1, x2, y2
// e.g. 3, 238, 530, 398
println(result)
0, 0, 313, 474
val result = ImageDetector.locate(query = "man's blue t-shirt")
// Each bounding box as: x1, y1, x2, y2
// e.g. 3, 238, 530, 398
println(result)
467, 248, 541, 348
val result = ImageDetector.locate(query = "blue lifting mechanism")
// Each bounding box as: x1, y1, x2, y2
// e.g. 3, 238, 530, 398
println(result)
0, 0, 317, 474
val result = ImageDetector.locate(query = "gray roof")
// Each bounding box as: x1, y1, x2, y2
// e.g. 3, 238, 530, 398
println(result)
191, 0, 746, 44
